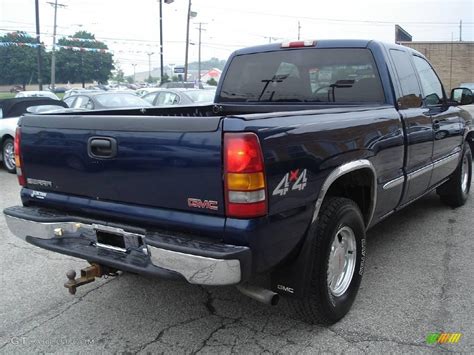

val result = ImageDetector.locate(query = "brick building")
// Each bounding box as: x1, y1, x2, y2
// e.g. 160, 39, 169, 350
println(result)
399, 41, 474, 92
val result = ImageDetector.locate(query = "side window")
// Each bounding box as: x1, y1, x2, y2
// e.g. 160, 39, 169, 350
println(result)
63, 97, 75, 107
73, 96, 89, 108
157, 92, 179, 105
143, 93, 157, 104
412, 56, 444, 106
389, 49, 422, 108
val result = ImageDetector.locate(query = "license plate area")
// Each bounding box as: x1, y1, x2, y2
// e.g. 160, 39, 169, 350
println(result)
93, 224, 145, 253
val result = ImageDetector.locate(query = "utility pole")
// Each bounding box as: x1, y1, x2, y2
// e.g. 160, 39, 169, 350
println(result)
196, 22, 206, 84
132, 63, 137, 83
159, 1, 174, 85
48, 0, 67, 91
34, 0, 43, 90
147, 52, 154, 82
459, 20, 462, 41
184, 0, 192, 81
298, 21, 301, 40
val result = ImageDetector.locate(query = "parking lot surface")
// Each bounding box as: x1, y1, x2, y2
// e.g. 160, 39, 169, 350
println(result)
0, 169, 472, 353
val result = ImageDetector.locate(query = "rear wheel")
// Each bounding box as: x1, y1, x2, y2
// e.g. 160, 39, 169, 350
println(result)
290, 197, 366, 324
2, 138, 16, 174
437, 143, 472, 207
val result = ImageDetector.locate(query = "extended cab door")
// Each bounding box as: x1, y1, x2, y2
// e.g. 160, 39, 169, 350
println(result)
389, 49, 434, 204
411, 55, 463, 186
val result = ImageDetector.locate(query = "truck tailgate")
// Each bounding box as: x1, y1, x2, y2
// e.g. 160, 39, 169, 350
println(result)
19, 114, 225, 216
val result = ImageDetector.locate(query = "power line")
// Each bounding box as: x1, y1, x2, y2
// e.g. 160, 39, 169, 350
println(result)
195, 5, 474, 26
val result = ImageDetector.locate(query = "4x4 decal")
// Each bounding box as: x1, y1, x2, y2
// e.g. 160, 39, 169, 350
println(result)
272, 169, 307, 196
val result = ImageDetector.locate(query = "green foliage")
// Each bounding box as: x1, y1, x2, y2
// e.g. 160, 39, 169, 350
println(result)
188, 57, 226, 71
171, 75, 180, 82
111, 68, 125, 82
145, 76, 157, 84
206, 78, 218, 86
55, 31, 114, 86
161, 73, 170, 84
0, 31, 50, 86
125, 75, 134, 84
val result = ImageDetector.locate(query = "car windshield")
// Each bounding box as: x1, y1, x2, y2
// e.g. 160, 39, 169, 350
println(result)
183, 90, 216, 103
94, 93, 152, 108
218, 48, 384, 104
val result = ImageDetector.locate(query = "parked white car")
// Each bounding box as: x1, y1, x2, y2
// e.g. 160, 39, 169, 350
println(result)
0, 97, 68, 173
15, 90, 59, 100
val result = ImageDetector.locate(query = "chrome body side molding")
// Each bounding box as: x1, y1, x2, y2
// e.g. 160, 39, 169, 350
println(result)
311, 159, 377, 229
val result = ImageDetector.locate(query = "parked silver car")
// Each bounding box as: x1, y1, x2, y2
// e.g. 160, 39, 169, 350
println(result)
142, 89, 216, 106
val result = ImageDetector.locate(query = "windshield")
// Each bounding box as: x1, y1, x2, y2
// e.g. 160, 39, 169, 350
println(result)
218, 48, 384, 104
94, 93, 152, 108
184, 90, 216, 103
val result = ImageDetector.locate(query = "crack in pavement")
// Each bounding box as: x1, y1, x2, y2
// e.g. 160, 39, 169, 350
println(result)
0, 276, 116, 351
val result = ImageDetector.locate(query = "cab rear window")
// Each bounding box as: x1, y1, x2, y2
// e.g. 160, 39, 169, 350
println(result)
218, 48, 384, 104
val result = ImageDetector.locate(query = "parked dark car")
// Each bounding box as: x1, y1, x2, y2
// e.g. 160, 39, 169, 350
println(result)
63, 92, 152, 110
142, 89, 215, 106
4, 40, 474, 325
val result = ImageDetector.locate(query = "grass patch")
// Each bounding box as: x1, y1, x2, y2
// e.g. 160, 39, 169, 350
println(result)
0, 93, 15, 99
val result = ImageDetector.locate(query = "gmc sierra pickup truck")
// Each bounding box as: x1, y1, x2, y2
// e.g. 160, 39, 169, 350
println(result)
4, 40, 474, 324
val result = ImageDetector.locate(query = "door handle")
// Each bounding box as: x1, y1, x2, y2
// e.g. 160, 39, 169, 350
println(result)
88, 137, 117, 159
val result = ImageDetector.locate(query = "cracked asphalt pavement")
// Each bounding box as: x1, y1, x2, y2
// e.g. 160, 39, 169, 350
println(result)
0, 169, 473, 353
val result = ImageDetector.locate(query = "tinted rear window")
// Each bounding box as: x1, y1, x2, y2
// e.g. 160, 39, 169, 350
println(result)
218, 48, 384, 104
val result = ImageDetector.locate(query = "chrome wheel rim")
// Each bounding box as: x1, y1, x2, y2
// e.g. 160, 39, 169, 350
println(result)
461, 154, 469, 194
3, 142, 15, 171
327, 226, 357, 297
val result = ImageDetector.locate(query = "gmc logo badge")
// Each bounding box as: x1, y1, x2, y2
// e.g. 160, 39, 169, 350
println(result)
187, 198, 218, 211
277, 284, 294, 294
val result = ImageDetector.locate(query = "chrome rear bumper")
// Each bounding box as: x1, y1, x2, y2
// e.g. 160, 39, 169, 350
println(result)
4, 207, 249, 286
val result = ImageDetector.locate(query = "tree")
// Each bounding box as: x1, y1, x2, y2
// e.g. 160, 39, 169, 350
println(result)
207, 78, 218, 86
161, 73, 170, 84
188, 57, 226, 71
110, 68, 125, 83
145, 76, 157, 84
0, 31, 50, 89
55, 31, 114, 87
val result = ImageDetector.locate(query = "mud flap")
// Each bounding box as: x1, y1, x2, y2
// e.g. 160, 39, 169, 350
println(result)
270, 224, 316, 299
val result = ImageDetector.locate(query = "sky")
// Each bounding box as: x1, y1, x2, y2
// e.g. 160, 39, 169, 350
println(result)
1, 0, 473, 76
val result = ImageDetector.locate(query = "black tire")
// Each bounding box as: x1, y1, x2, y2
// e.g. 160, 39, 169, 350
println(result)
437, 143, 472, 207
2, 138, 16, 174
290, 197, 366, 324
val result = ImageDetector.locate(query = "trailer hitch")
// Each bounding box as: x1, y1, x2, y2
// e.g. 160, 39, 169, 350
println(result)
64, 263, 105, 295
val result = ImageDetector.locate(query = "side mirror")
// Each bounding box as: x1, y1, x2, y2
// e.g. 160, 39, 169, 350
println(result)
450, 87, 474, 105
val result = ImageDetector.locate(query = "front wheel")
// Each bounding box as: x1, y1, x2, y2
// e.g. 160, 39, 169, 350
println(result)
437, 143, 472, 207
2, 138, 16, 174
290, 197, 366, 324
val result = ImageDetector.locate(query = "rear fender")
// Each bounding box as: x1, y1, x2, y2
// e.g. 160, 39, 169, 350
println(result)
270, 160, 376, 298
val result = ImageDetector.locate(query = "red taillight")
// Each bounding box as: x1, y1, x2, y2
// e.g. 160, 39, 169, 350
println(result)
14, 127, 25, 186
224, 133, 267, 218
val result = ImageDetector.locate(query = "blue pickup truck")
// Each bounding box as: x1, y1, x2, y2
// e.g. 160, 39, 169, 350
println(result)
4, 40, 474, 324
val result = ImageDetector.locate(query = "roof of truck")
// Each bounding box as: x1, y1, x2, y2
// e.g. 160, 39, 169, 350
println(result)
232, 39, 419, 56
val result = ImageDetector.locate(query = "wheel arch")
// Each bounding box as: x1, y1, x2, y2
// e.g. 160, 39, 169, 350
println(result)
311, 160, 377, 229
466, 130, 474, 156
1, 134, 15, 161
